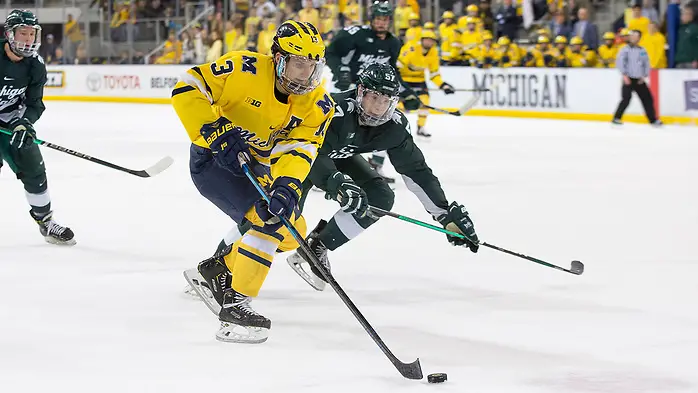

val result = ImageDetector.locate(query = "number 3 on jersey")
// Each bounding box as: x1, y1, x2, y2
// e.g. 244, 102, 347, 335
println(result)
211, 60, 234, 76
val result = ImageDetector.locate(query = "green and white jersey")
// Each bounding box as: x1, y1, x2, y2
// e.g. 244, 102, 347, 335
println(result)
0, 39, 47, 126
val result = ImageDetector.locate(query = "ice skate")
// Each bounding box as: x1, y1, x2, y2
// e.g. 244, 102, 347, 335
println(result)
416, 126, 432, 138
216, 289, 271, 344
30, 210, 76, 246
183, 255, 230, 315
287, 220, 331, 291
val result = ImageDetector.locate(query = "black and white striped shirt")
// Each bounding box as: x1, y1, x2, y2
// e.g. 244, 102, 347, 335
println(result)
616, 45, 650, 79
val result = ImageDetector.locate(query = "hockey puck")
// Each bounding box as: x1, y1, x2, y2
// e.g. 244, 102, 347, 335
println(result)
427, 373, 447, 383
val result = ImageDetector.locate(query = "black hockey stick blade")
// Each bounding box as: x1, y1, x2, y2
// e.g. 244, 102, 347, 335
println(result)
239, 156, 423, 380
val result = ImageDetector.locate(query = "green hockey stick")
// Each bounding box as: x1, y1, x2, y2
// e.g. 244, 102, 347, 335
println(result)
368, 206, 584, 275
0, 128, 173, 178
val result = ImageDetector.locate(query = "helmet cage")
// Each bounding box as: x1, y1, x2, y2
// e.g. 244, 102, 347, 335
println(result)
356, 85, 398, 127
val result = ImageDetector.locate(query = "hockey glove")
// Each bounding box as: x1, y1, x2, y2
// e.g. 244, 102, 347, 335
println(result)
403, 94, 421, 111
440, 82, 455, 95
200, 116, 250, 176
325, 171, 368, 217
437, 201, 479, 253
255, 176, 302, 226
335, 66, 353, 91
9, 118, 36, 151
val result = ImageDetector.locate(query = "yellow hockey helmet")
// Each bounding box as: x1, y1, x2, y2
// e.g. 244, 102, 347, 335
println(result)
537, 35, 550, 44
570, 36, 584, 45
482, 30, 493, 40
620, 28, 630, 36
272, 21, 326, 95
420, 30, 438, 41
497, 36, 511, 46
554, 35, 568, 44
442, 11, 455, 19
466, 4, 478, 13
423, 21, 435, 30
465, 16, 476, 25
408, 12, 420, 21
603, 32, 616, 40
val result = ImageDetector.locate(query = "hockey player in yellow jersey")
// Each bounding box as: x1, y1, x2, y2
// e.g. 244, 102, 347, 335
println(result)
495, 36, 520, 67
460, 17, 483, 65
173, 21, 334, 344
404, 13, 422, 43
397, 29, 455, 137
598, 32, 618, 68
568, 36, 597, 67
472, 30, 497, 68
553, 35, 570, 67
458, 4, 484, 32
439, 11, 461, 64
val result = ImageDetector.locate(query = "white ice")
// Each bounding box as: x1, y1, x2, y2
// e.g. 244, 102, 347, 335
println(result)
1, 102, 697, 393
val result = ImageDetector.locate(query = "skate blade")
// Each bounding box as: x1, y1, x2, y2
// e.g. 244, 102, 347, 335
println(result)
45, 236, 77, 246
216, 322, 269, 344
287, 253, 326, 291
183, 269, 221, 315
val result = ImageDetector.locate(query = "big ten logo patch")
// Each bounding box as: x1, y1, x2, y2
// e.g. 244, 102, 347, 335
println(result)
45, 71, 65, 88
245, 97, 262, 107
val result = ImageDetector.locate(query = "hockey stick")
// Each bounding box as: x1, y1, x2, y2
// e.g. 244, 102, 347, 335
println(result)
427, 88, 491, 92
420, 87, 486, 117
0, 128, 173, 178
238, 154, 423, 380
368, 206, 584, 276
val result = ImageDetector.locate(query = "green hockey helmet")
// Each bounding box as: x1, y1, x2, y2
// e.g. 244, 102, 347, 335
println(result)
370, 0, 394, 18
356, 63, 400, 127
370, 1, 393, 33
4, 9, 42, 57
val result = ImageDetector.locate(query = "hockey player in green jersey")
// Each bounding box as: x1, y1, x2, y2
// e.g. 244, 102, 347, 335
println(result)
0, 10, 75, 245
286, 62, 479, 290
327, 0, 421, 183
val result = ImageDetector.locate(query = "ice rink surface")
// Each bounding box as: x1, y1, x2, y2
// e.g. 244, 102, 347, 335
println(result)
1, 102, 698, 393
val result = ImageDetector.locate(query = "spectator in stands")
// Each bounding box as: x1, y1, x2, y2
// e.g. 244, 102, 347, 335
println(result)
254, 0, 277, 18
75, 43, 89, 64
479, 0, 495, 32
675, 5, 698, 68
549, 11, 572, 39
155, 30, 181, 63
627, 2, 650, 37
394, 0, 412, 37
642, 21, 666, 68
566, 0, 580, 26
210, 11, 224, 38
64, 14, 83, 57
111, 2, 131, 42
642, 0, 659, 23
191, 24, 206, 63
256, 20, 276, 55
244, 10, 260, 37
573, 8, 599, 50
40, 33, 57, 61
224, 20, 236, 52
228, 20, 248, 51
320, 5, 338, 39
205, 30, 222, 62
180, 30, 196, 64
344, 0, 361, 26
299, 0, 320, 28
495, 0, 522, 39
163, 7, 182, 34
49, 47, 66, 65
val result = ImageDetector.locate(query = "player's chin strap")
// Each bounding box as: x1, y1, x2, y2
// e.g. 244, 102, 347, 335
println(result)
367, 205, 584, 276
236, 153, 423, 381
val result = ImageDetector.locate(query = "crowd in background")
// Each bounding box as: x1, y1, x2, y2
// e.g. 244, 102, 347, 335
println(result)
30, 0, 698, 67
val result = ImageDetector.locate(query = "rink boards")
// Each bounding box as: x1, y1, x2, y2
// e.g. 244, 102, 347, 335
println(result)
43, 65, 698, 125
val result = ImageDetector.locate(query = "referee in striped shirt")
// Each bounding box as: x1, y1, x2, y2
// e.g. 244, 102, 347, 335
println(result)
612, 30, 661, 126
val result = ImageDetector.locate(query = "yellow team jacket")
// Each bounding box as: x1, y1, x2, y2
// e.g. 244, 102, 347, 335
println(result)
397, 42, 445, 86
496, 44, 521, 67
404, 26, 422, 44
439, 23, 461, 62
642, 32, 667, 68
472, 44, 498, 68
172, 51, 334, 185
525, 46, 558, 67
568, 48, 597, 67
457, 16, 484, 32
597, 44, 618, 68
460, 29, 483, 62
